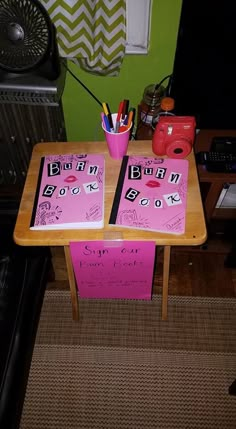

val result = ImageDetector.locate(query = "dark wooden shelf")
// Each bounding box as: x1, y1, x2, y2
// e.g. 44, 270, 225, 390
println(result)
195, 129, 236, 223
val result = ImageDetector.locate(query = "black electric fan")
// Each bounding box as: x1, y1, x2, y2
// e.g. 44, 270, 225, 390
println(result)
0, 0, 61, 80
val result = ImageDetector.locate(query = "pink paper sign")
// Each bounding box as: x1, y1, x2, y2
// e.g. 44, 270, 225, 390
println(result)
69, 241, 156, 300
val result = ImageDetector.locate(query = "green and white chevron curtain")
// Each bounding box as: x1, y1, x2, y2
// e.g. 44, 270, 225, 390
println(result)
40, 0, 126, 76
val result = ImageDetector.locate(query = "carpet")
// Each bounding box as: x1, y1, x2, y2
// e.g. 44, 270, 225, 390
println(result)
20, 291, 236, 429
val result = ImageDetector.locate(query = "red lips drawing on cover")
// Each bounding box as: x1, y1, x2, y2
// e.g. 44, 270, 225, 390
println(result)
64, 175, 77, 183
145, 180, 160, 188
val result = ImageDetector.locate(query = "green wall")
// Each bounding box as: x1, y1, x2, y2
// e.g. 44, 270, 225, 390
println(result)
62, 0, 182, 142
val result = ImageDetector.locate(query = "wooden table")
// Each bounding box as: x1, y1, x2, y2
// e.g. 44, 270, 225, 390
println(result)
13, 141, 207, 321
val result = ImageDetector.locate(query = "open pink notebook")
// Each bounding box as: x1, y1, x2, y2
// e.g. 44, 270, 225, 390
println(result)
30, 153, 105, 230
109, 155, 189, 235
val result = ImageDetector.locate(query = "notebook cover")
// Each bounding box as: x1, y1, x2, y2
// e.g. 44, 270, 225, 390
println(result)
109, 155, 189, 235
30, 153, 105, 230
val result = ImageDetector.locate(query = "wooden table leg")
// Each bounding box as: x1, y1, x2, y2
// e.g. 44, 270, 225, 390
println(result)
162, 245, 171, 320
64, 245, 79, 321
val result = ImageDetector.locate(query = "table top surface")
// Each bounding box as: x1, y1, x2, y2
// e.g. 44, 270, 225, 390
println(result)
14, 141, 207, 247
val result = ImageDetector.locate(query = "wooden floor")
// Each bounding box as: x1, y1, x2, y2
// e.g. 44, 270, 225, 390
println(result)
48, 243, 236, 298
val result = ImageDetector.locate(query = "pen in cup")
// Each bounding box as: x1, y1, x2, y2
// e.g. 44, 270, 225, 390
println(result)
115, 101, 124, 133
127, 108, 134, 129
102, 102, 109, 116
101, 112, 110, 132
102, 102, 114, 132
122, 99, 129, 124
118, 108, 134, 133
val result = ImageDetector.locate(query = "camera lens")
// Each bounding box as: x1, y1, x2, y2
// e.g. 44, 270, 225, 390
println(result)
174, 148, 183, 154
166, 139, 192, 158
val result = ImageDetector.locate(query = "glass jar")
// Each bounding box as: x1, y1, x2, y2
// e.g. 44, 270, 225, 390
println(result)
140, 84, 165, 126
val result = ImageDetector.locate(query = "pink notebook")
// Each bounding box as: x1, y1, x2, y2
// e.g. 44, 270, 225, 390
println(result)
109, 155, 189, 235
30, 153, 105, 230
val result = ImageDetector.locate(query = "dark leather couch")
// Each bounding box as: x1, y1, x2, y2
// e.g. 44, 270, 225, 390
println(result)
0, 204, 50, 429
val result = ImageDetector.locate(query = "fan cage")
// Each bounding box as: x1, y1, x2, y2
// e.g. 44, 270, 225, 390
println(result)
0, 0, 53, 72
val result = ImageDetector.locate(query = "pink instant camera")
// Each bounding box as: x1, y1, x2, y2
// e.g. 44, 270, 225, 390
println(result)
152, 116, 196, 159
